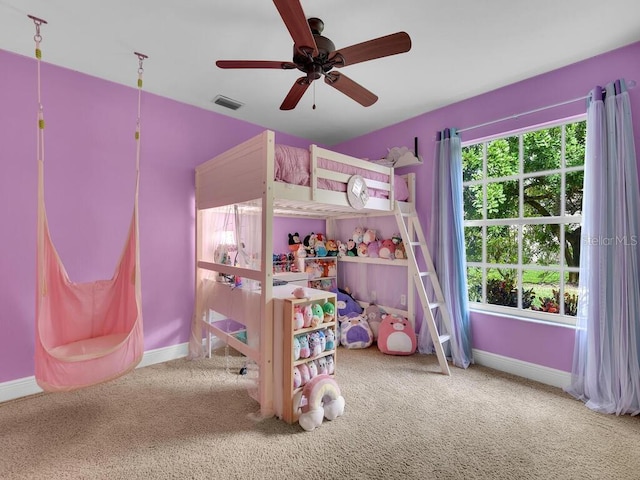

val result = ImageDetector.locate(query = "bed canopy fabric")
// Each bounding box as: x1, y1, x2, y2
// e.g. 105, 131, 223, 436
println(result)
31, 17, 145, 391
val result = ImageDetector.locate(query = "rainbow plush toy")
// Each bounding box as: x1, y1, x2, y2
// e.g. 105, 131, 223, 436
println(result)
298, 374, 345, 432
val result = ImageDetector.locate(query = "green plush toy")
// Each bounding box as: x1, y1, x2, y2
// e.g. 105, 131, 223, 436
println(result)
322, 301, 336, 322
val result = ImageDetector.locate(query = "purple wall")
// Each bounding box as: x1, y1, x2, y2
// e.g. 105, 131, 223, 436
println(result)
335, 41, 640, 372
0, 49, 311, 383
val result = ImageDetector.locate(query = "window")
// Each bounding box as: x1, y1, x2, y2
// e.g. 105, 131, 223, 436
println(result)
462, 118, 586, 325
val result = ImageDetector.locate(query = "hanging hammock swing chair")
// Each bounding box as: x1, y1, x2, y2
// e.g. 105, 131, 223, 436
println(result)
31, 15, 147, 392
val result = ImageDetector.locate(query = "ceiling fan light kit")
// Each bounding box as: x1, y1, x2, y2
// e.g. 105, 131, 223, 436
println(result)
215, 0, 411, 110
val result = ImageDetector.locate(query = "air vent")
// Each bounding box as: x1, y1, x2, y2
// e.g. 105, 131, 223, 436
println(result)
212, 95, 244, 110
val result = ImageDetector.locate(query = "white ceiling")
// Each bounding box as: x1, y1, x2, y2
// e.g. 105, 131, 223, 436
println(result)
2, 0, 640, 145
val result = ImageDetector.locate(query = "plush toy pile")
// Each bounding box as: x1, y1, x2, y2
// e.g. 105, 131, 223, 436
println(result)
333, 227, 407, 260
333, 289, 416, 355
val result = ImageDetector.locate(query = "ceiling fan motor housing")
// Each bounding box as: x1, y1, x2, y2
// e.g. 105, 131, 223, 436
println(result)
293, 18, 336, 78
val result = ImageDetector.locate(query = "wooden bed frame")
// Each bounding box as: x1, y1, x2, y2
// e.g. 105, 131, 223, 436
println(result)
194, 130, 417, 418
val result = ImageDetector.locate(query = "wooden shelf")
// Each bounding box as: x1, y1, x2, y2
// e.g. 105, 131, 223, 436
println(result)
282, 293, 337, 424
339, 256, 408, 266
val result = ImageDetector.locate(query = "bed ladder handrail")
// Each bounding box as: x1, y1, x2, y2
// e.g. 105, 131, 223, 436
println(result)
394, 204, 452, 375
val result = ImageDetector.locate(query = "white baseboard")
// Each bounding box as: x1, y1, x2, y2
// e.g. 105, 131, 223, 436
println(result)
1, 344, 571, 403
0, 342, 190, 404
472, 349, 571, 389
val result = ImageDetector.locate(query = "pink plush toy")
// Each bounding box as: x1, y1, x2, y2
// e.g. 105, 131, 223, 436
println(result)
303, 305, 313, 328
293, 306, 304, 330
363, 229, 377, 244
377, 314, 417, 355
298, 363, 311, 386
293, 366, 302, 388
307, 360, 318, 379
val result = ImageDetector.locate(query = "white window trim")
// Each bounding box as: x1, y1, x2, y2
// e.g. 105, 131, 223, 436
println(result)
462, 115, 586, 326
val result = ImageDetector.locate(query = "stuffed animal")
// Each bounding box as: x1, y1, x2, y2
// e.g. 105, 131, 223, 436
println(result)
363, 229, 377, 244
293, 336, 301, 360
379, 239, 396, 259
322, 301, 335, 323
317, 329, 326, 351
339, 313, 373, 349
327, 262, 337, 278
303, 233, 317, 256
357, 242, 368, 257
352, 226, 365, 245
316, 356, 328, 375
346, 239, 357, 256
315, 240, 327, 257
391, 233, 402, 245
293, 366, 302, 388
307, 359, 318, 379
303, 305, 313, 328
377, 314, 417, 355
298, 363, 311, 386
293, 306, 304, 330
288, 232, 302, 252
298, 334, 311, 359
308, 331, 322, 357
367, 240, 381, 258
326, 355, 335, 375
336, 241, 347, 258
394, 241, 406, 259
325, 239, 338, 256
311, 303, 324, 327
364, 304, 385, 341
296, 243, 307, 260
324, 328, 336, 351
336, 289, 363, 317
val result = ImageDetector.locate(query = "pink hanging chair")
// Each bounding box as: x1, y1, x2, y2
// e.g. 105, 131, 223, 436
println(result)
31, 17, 146, 392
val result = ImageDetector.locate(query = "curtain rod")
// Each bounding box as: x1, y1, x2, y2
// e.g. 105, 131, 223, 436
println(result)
457, 79, 636, 134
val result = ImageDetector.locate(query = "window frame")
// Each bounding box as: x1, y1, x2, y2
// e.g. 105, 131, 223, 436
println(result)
462, 115, 586, 326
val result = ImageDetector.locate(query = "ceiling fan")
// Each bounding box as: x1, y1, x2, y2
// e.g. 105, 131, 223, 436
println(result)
215, 0, 412, 110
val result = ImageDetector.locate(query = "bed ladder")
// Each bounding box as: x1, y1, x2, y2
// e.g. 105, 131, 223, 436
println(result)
394, 205, 452, 375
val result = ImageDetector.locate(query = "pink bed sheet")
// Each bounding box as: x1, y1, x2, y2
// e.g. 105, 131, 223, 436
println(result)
274, 144, 410, 201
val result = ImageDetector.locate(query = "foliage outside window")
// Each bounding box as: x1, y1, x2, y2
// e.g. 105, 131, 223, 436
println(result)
462, 118, 586, 325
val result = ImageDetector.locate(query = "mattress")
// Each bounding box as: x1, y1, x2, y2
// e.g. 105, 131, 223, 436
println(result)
274, 144, 410, 201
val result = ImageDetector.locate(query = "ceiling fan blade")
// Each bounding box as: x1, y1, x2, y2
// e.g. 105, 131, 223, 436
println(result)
216, 60, 297, 69
329, 32, 411, 67
273, 0, 318, 57
324, 72, 377, 107
280, 77, 311, 110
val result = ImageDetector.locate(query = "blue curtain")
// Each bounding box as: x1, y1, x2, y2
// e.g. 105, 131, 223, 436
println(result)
565, 79, 640, 415
424, 128, 472, 368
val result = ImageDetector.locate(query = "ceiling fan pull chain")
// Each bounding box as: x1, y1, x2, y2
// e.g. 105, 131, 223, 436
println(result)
312, 82, 316, 110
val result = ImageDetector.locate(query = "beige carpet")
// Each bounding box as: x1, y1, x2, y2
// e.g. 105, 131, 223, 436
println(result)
1, 347, 639, 480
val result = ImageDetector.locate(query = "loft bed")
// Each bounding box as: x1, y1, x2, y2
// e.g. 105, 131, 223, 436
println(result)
193, 129, 417, 418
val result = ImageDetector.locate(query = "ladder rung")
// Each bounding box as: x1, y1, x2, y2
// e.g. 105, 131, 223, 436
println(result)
438, 334, 451, 344
418, 271, 430, 277
429, 301, 443, 310
409, 241, 425, 247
